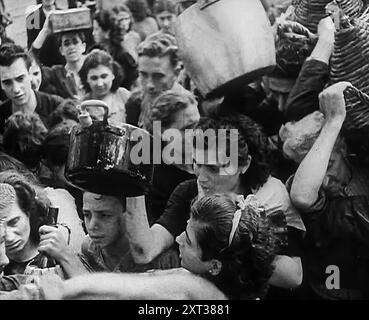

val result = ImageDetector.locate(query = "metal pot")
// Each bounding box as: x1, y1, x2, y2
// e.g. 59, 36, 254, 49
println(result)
174, 0, 276, 98
65, 100, 154, 197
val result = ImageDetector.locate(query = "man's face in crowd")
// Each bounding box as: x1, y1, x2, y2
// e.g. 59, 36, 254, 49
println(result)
138, 55, 178, 99
0, 58, 34, 107
29, 61, 42, 91
59, 33, 86, 63
156, 11, 177, 34
83, 193, 124, 249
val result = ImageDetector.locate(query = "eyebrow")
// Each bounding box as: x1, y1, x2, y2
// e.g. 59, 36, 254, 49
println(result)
2, 73, 26, 82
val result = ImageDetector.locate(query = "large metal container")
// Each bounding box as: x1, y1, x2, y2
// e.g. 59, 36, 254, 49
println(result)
50, 8, 92, 34
174, 0, 276, 98
65, 101, 154, 197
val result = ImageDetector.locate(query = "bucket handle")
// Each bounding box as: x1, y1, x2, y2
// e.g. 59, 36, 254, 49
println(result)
199, 0, 220, 10
80, 100, 109, 125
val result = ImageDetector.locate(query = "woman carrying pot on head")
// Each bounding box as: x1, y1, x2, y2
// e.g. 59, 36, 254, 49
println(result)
79, 49, 130, 125
26, 194, 279, 300
125, 113, 305, 294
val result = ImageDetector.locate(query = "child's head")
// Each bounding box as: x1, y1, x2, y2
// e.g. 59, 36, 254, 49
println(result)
82, 192, 126, 248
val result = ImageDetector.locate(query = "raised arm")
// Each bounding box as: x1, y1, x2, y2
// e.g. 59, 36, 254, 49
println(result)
125, 196, 175, 265
284, 17, 335, 121
290, 82, 351, 211
29, 11, 52, 57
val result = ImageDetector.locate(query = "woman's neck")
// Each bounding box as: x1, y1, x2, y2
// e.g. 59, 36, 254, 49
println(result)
92, 91, 111, 101
9, 241, 39, 263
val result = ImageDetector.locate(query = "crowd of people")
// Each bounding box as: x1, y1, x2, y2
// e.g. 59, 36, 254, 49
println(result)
0, 0, 369, 300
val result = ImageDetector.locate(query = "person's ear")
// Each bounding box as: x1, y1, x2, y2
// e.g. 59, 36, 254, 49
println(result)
208, 259, 222, 276
174, 66, 181, 77
82, 42, 87, 54
240, 155, 252, 175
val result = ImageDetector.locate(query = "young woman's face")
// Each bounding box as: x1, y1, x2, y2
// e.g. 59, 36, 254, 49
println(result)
83, 193, 124, 248
193, 141, 246, 196
86, 64, 115, 99
92, 20, 107, 44
0, 201, 31, 259
176, 219, 210, 275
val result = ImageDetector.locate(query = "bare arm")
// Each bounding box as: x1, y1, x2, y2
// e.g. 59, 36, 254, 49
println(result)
290, 82, 350, 211
39, 270, 227, 300
30, 11, 52, 51
269, 256, 303, 289
307, 16, 335, 64
125, 196, 175, 264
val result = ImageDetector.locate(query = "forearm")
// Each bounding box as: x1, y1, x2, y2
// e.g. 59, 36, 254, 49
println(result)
308, 38, 335, 65
58, 251, 90, 279
291, 119, 343, 208
268, 256, 303, 289
125, 196, 169, 264
61, 271, 225, 300
32, 28, 50, 50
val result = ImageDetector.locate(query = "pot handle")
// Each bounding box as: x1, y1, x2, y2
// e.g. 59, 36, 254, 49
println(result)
80, 100, 109, 125
199, 0, 220, 10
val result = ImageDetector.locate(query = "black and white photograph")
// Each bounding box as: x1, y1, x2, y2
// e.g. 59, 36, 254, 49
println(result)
0, 0, 369, 307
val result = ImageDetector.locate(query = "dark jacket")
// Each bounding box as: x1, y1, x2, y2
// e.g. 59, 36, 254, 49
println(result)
0, 91, 63, 134
41, 65, 80, 99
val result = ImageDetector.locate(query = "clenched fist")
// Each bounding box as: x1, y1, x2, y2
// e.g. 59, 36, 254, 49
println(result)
319, 82, 352, 122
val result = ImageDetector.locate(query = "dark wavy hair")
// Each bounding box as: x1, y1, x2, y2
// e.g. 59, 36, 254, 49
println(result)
147, 90, 197, 133
93, 10, 115, 33
79, 49, 124, 93
0, 43, 32, 70
137, 32, 179, 68
48, 99, 79, 128
190, 194, 277, 300
0, 152, 40, 185
126, 0, 150, 22
0, 170, 51, 244
194, 113, 272, 190
3, 112, 48, 170
153, 0, 177, 15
